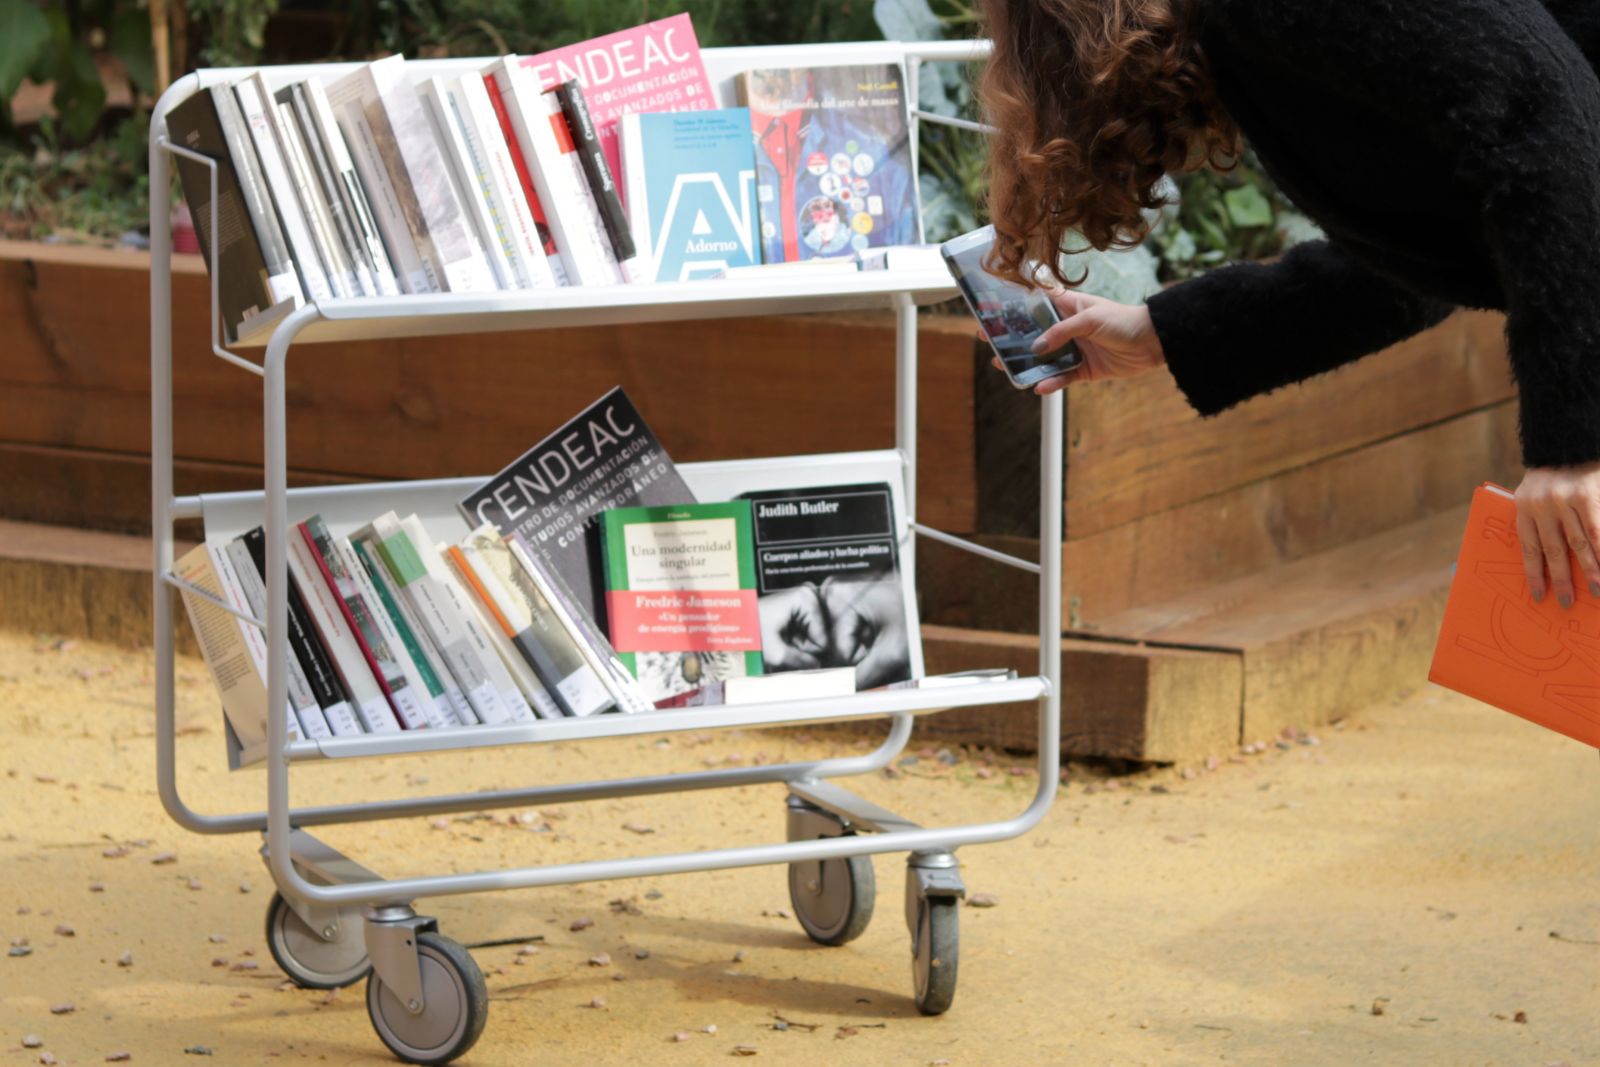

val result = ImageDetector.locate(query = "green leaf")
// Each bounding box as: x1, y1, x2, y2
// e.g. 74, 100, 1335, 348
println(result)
1223, 184, 1273, 228
108, 9, 156, 97
52, 39, 106, 142
0, 0, 52, 99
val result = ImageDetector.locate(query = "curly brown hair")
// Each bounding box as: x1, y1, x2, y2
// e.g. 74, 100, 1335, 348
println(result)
978, 0, 1241, 287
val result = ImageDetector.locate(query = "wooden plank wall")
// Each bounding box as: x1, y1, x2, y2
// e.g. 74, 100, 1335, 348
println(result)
0, 242, 980, 535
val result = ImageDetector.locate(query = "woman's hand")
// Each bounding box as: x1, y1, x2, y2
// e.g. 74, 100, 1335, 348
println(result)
1515, 462, 1600, 607
989, 289, 1167, 395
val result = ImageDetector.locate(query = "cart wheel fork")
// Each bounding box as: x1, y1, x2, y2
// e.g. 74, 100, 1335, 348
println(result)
906, 850, 964, 1015
365, 905, 434, 1015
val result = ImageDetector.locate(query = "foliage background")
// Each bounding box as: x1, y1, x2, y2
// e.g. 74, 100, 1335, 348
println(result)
0, 0, 1320, 295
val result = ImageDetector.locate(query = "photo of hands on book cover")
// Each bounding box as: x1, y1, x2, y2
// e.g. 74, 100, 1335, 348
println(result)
164, 12, 937, 344
174, 386, 1008, 763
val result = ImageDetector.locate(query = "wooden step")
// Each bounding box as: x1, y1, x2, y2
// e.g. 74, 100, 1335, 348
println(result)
915, 506, 1467, 759
1091, 506, 1467, 743
0, 518, 195, 654
916, 624, 1242, 763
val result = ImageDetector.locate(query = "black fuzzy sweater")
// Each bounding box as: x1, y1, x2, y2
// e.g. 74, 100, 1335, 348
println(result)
1144, 0, 1600, 468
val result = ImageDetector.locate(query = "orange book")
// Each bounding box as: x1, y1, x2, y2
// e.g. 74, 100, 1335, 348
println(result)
1429, 484, 1600, 747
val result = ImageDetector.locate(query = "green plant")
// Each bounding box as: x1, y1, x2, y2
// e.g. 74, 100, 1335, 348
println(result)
186, 0, 281, 68
1145, 152, 1322, 283
1, 109, 151, 240
0, 0, 155, 140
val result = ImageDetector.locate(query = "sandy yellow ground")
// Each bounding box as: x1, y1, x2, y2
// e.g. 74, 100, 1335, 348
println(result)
0, 628, 1596, 1067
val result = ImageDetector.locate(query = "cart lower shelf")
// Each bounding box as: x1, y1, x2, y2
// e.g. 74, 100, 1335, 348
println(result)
274, 675, 1049, 763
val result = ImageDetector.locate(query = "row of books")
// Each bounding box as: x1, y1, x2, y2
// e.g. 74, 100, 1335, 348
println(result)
167, 13, 923, 343
176, 387, 931, 763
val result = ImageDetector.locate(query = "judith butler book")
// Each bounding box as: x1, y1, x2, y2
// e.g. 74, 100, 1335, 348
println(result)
1429, 484, 1600, 747
458, 387, 695, 628
619, 109, 759, 282
742, 482, 915, 689
737, 63, 920, 264
600, 501, 764, 703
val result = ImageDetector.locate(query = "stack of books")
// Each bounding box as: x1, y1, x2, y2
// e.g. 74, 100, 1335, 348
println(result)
174, 387, 940, 764
166, 13, 928, 343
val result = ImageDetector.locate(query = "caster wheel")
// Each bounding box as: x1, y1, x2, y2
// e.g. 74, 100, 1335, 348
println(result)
911, 896, 959, 1015
366, 932, 488, 1066
788, 851, 875, 946
265, 891, 371, 990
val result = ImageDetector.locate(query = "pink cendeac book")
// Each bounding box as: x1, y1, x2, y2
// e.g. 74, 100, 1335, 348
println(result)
516, 13, 715, 203
1429, 483, 1600, 747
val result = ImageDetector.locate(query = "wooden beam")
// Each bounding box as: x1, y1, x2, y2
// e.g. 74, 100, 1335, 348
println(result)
0, 441, 366, 536
0, 247, 979, 532
920, 402, 1519, 633
1062, 310, 1509, 538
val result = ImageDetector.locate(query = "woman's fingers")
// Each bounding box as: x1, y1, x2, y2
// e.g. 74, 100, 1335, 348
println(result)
1030, 310, 1095, 356
1516, 509, 1548, 604
1536, 512, 1575, 608
1565, 503, 1600, 598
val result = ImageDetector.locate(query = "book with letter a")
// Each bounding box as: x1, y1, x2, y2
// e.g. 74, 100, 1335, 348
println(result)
619, 108, 759, 282
1429, 484, 1600, 747
458, 387, 694, 629
600, 501, 764, 703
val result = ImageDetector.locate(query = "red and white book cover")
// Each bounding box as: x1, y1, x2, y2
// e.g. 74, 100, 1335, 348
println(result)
487, 58, 624, 287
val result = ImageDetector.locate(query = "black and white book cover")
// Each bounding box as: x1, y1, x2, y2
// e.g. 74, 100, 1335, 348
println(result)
166, 85, 301, 342
741, 482, 912, 689
459, 387, 694, 629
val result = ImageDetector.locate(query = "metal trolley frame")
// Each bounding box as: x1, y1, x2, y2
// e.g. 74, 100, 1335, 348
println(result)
148, 38, 1063, 1064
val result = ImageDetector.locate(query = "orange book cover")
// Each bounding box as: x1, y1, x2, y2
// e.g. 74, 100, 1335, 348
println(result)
1429, 484, 1600, 747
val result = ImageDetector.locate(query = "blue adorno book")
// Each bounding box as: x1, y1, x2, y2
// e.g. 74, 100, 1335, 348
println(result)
619, 108, 760, 282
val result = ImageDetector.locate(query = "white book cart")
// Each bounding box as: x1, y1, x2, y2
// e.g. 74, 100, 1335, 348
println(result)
149, 38, 1063, 1065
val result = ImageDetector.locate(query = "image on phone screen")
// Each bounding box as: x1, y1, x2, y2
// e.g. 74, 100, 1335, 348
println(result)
942, 226, 1082, 386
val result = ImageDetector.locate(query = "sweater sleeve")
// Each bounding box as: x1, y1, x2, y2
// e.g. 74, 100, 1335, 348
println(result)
1146, 238, 1456, 417
1183, 0, 1600, 467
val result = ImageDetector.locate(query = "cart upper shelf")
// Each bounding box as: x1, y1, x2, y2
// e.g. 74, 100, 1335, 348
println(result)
231, 266, 959, 347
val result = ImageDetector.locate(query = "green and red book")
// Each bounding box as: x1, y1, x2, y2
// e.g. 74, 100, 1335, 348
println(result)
600, 501, 763, 703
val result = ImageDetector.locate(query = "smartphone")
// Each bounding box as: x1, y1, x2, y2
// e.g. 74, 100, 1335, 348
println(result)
940, 225, 1084, 389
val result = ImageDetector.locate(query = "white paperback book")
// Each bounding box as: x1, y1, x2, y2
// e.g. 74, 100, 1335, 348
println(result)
368, 511, 512, 725
453, 72, 557, 290
232, 75, 334, 303
351, 526, 477, 726
222, 537, 333, 740
301, 78, 402, 296
441, 545, 562, 720
324, 67, 435, 293
333, 535, 455, 730
487, 58, 623, 287
203, 540, 305, 745
283, 83, 376, 297
461, 526, 612, 717
416, 76, 519, 290
273, 99, 357, 298
325, 56, 497, 294
505, 537, 653, 714
171, 543, 294, 763
285, 525, 403, 734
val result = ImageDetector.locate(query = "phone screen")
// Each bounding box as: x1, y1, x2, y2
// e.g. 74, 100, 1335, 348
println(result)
943, 227, 1082, 386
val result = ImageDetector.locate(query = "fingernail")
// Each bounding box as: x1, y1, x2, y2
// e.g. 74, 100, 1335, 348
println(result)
1030, 337, 1047, 354
1559, 592, 1574, 610
1531, 586, 1545, 603
1589, 581, 1600, 599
